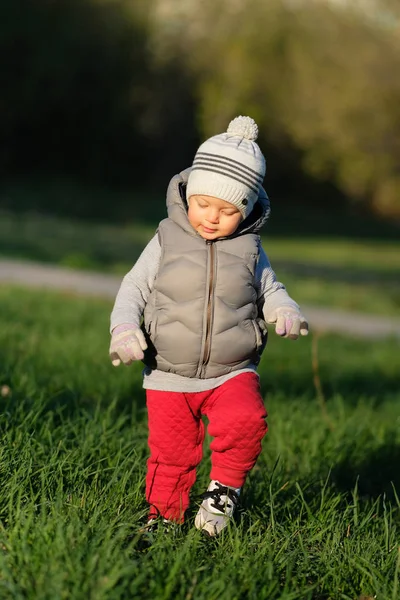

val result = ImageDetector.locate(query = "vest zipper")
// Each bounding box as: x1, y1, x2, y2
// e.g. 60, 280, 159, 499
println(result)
201, 240, 215, 371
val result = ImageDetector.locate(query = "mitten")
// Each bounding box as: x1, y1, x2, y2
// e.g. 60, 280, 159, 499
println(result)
109, 324, 148, 366
267, 307, 309, 340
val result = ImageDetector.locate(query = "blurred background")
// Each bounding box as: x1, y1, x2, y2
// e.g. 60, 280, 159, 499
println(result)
1, 0, 399, 317
1, 4, 400, 592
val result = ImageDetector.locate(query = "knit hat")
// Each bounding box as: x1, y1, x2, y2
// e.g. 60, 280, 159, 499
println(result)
186, 116, 266, 218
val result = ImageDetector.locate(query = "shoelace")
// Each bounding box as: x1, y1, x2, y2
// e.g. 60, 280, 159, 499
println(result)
201, 482, 239, 513
140, 517, 174, 536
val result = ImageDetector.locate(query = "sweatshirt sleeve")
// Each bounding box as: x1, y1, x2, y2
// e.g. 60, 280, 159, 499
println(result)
255, 246, 300, 322
110, 234, 161, 332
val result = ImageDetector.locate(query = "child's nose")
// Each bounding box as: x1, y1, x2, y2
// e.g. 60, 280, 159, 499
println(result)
207, 210, 219, 223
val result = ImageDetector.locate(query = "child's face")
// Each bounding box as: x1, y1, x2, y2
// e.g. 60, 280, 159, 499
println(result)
188, 195, 243, 240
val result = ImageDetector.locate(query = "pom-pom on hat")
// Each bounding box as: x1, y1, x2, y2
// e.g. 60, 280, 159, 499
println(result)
186, 116, 266, 218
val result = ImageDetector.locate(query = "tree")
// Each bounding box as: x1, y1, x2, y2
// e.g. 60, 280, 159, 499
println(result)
153, 0, 400, 218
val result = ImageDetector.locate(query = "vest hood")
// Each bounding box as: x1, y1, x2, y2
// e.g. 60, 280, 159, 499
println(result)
166, 167, 271, 237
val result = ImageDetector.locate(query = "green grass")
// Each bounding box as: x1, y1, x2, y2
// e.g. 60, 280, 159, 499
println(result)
0, 286, 399, 599
1, 210, 400, 317
0, 210, 155, 273
2, 210, 400, 272
279, 272, 400, 316
265, 238, 400, 271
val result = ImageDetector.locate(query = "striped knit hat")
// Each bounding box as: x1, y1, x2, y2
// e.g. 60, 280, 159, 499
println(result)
186, 116, 266, 218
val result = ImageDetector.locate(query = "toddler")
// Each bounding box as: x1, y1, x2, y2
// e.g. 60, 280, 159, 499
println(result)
109, 116, 308, 536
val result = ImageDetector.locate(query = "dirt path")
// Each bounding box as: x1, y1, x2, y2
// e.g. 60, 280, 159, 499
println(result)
1, 258, 399, 340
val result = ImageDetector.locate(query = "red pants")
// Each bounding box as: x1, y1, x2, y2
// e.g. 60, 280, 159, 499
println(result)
145, 372, 268, 522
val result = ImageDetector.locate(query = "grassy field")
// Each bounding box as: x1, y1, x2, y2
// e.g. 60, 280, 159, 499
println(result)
0, 285, 399, 599
1, 210, 399, 316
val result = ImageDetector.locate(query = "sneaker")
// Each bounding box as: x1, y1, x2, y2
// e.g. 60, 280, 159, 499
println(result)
194, 480, 240, 536
139, 517, 173, 534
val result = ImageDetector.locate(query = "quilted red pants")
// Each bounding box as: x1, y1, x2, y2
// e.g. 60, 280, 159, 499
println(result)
145, 372, 268, 522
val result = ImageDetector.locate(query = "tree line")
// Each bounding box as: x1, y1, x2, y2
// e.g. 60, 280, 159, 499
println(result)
1, 0, 399, 220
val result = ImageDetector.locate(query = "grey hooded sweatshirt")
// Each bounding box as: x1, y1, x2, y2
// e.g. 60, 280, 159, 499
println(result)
111, 168, 300, 392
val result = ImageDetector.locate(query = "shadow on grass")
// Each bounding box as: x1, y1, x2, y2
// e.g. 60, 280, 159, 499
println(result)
245, 443, 400, 516
0, 379, 148, 431
330, 439, 400, 500
272, 260, 400, 285
260, 369, 400, 408
0, 237, 148, 272
0, 210, 152, 272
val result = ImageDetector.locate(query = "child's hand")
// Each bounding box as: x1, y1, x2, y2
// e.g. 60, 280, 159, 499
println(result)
109, 324, 148, 366
267, 307, 308, 340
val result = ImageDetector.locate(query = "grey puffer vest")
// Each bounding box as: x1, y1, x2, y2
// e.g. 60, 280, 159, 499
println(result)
143, 168, 271, 379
